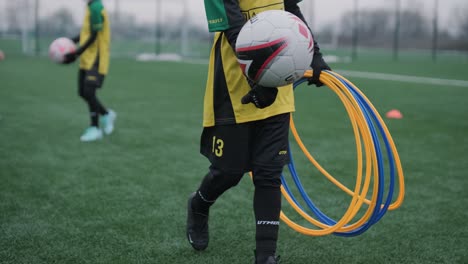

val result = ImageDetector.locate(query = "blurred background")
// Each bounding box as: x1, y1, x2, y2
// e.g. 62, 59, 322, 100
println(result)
1, 1, 468, 263
1, 0, 467, 62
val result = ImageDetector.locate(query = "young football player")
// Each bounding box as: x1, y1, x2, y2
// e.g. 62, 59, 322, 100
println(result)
186, 0, 331, 263
64, 0, 116, 142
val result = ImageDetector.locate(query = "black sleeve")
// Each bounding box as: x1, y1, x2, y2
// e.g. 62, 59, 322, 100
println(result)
71, 35, 80, 43
223, 0, 245, 29
220, 0, 245, 51
75, 31, 97, 56
204, 0, 244, 32
284, 0, 320, 52
224, 25, 243, 50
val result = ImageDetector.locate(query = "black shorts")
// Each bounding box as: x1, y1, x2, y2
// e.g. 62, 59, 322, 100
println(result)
79, 64, 105, 89
200, 113, 291, 174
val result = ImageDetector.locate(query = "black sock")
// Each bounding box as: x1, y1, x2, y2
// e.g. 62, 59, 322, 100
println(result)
85, 93, 106, 126
97, 99, 108, 116
192, 190, 215, 215
192, 169, 243, 215
90, 112, 98, 127
254, 186, 281, 256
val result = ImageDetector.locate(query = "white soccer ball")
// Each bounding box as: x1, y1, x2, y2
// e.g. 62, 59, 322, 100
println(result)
235, 10, 314, 87
48, 37, 76, 63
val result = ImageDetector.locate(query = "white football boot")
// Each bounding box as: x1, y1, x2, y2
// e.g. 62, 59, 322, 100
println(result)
101, 110, 117, 135
80, 126, 103, 142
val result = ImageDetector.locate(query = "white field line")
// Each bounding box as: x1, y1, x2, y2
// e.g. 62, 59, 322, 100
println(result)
183, 59, 468, 87
335, 69, 468, 88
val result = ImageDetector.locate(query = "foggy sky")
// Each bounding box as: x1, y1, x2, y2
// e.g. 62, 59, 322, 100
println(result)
2, 0, 467, 34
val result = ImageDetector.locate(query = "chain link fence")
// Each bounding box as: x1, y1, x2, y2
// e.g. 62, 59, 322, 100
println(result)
1, 0, 467, 61
0, 0, 212, 59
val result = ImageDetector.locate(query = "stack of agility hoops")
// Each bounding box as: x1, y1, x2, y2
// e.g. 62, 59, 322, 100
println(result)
277, 70, 405, 237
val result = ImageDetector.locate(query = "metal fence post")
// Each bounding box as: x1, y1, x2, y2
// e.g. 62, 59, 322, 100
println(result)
352, 0, 359, 61
393, 0, 401, 61
432, 0, 439, 62
155, 0, 161, 55
34, 0, 40, 56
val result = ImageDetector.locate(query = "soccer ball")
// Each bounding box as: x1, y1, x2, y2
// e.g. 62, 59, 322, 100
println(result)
48, 37, 76, 63
235, 10, 314, 87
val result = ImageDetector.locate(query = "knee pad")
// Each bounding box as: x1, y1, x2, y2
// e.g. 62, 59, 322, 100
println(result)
78, 88, 86, 99
79, 85, 96, 101
209, 165, 244, 190
252, 166, 283, 188
198, 166, 244, 201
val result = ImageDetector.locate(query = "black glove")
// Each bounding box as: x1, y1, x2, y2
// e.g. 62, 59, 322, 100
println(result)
308, 51, 331, 87
63, 52, 78, 64
241, 83, 278, 109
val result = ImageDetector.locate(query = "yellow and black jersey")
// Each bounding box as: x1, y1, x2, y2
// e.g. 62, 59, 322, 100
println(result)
79, 0, 111, 75
202, 0, 304, 127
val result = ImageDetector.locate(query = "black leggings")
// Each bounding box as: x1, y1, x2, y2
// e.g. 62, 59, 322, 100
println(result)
195, 165, 282, 255
78, 69, 107, 126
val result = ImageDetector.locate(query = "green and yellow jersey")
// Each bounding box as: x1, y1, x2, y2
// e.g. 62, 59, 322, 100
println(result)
79, 0, 111, 75
203, 0, 304, 127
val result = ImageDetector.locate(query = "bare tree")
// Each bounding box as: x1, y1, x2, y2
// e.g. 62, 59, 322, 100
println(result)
40, 8, 77, 36
339, 9, 393, 47
5, 1, 26, 34
456, 6, 468, 39
399, 9, 430, 39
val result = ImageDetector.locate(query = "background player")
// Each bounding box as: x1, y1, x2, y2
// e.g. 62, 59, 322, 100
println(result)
64, 0, 116, 142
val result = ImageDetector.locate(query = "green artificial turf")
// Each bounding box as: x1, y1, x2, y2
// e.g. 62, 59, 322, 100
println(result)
0, 50, 467, 263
